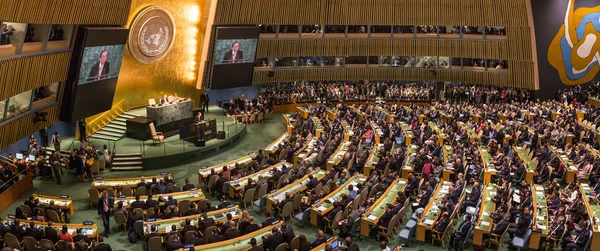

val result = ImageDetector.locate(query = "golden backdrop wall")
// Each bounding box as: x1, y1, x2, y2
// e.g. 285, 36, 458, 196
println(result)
113, 0, 211, 108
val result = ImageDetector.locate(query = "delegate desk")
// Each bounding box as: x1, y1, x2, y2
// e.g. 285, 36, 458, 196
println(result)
370, 121, 384, 144
458, 122, 479, 143
185, 222, 283, 251
416, 181, 452, 242
401, 145, 418, 178
312, 117, 324, 137
282, 114, 295, 130
429, 122, 446, 145
310, 175, 366, 226
198, 154, 256, 185
327, 141, 351, 171
147, 100, 193, 126
549, 146, 578, 183
399, 121, 413, 145
228, 162, 291, 198
326, 108, 337, 121
360, 179, 407, 236
266, 169, 326, 212
442, 145, 454, 181
144, 206, 242, 234
115, 189, 205, 209
294, 137, 318, 165
297, 107, 310, 119
473, 184, 497, 246
576, 110, 586, 120
364, 143, 384, 177
580, 183, 600, 251
265, 132, 290, 157
513, 146, 536, 184
529, 185, 548, 249
91, 174, 171, 190
376, 107, 394, 123
342, 121, 354, 141
33, 194, 74, 216
480, 147, 496, 184
5, 217, 98, 240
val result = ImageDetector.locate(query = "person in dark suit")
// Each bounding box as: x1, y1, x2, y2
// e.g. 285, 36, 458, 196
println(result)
97, 191, 114, 237
248, 238, 262, 251
182, 178, 195, 191
73, 228, 91, 245
262, 227, 284, 251
146, 194, 158, 209
44, 221, 59, 243
159, 95, 169, 105
169, 182, 182, 193
311, 230, 326, 248
182, 219, 197, 234
462, 182, 481, 211
208, 228, 226, 243
130, 195, 146, 210
262, 211, 277, 227
25, 222, 41, 240
224, 221, 241, 239
222, 41, 244, 63
198, 213, 215, 233
281, 224, 295, 244
201, 92, 210, 112
145, 225, 160, 242
433, 211, 450, 232
94, 237, 112, 251
508, 207, 531, 238
164, 225, 183, 244
564, 229, 591, 251
165, 238, 184, 251
87, 49, 110, 82
448, 214, 472, 251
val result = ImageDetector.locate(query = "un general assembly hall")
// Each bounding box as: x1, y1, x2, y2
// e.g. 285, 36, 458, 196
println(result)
1, 0, 600, 250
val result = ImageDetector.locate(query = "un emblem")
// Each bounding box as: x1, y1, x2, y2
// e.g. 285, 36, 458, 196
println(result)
548, 0, 600, 85
128, 6, 176, 64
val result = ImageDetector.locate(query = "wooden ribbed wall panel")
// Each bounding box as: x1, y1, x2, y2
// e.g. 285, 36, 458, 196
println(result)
216, 0, 533, 89
0, 0, 131, 25
0, 101, 62, 149
0, 52, 70, 101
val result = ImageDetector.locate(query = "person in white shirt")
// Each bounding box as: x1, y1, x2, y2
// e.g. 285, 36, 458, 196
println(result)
379, 241, 390, 251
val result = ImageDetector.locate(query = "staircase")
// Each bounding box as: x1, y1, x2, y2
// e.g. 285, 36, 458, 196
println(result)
44, 147, 70, 169
111, 153, 144, 171
89, 112, 137, 141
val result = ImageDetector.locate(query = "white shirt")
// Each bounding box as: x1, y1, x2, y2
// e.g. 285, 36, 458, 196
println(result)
381, 247, 390, 251
98, 63, 104, 77
232, 52, 236, 61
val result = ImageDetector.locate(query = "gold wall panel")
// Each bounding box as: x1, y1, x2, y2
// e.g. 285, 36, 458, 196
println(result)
0, 51, 70, 101
0, 0, 131, 25
114, 0, 210, 107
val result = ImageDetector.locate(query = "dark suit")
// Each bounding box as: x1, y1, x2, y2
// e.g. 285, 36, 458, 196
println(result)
44, 226, 59, 243
97, 197, 114, 235
224, 228, 241, 239
25, 227, 41, 240
87, 61, 110, 81
245, 224, 259, 234
263, 232, 284, 251
182, 184, 195, 191
262, 217, 277, 227
222, 50, 244, 63
448, 220, 472, 250
94, 243, 112, 251
493, 220, 509, 235
198, 218, 215, 233
311, 236, 327, 248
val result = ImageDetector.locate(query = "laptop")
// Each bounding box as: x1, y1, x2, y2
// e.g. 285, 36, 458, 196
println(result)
28, 155, 35, 161
15, 153, 23, 160
331, 240, 339, 249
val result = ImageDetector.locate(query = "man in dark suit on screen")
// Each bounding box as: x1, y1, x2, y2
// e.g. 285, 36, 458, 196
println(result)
88, 49, 111, 81
222, 41, 244, 63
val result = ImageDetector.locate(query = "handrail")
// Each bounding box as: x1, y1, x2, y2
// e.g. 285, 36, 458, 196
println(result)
82, 99, 129, 140
0, 168, 29, 189
0, 156, 19, 173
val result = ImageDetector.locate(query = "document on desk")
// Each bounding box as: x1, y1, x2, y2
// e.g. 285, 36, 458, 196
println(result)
423, 219, 434, 226
317, 205, 328, 212
367, 215, 378, 221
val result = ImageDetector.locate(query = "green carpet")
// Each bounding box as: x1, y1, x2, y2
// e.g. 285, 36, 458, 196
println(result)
1, 109, 467, 251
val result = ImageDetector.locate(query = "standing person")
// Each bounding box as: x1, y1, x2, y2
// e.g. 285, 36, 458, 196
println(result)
97, 191, 113, 237
49, 152, 62, 185
78, 120, 87, 142
201, 92, 209, 112
39, 127, 48, 147
102, 145, 111, 169
51, 132, 61, 152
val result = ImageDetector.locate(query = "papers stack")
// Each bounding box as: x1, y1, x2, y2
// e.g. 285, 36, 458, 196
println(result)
367, 215, 378, 221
